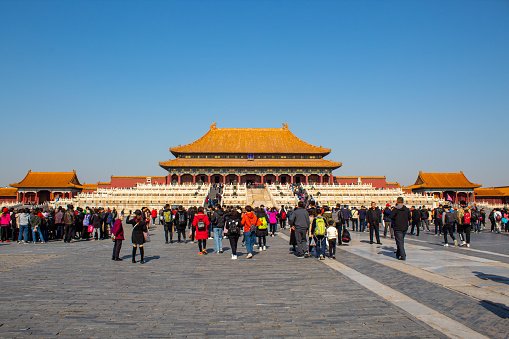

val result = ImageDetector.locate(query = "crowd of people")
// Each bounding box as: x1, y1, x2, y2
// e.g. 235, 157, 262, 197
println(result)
1, 196, 508, 264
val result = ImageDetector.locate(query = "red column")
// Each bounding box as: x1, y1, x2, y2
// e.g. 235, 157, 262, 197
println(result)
275, 174, 279, 183
35, 191, 39, 204
178, 174, 181, 185
193, 174, 196, 184
320, 175, 323, 184
223, 174, 226, 184
330, 175, 334, 185
305, 175, 309, 185
455, 192, 458, 204
290, 174, 294, 184
238, 174, 241, 184
208, 174, 211, 184
261, 174, 264, 184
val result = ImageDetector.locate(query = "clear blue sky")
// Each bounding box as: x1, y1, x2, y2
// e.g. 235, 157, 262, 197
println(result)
1, 0, 508, 188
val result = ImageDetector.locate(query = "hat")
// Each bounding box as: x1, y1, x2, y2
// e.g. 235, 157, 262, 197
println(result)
2, 207, 7, 213
134, 209, 142, 216
386, 204, 391, 207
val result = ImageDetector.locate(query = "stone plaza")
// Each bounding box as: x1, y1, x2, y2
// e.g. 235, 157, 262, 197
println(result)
0, 224, 508, 338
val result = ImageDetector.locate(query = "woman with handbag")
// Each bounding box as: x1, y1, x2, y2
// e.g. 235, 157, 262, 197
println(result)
111, 218, 124, 261
126, 210, 148, 264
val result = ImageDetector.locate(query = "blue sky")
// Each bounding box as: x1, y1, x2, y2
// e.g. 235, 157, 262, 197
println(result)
1, 0, 508, 188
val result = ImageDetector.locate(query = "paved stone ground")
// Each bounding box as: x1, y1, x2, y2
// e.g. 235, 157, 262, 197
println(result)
0, 222, 450, 338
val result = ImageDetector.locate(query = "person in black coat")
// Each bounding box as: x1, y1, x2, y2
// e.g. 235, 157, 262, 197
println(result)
410, 206, 421, 236
126, 210, 148, 264
389, 197, 412, 261
366, 202, 382, 245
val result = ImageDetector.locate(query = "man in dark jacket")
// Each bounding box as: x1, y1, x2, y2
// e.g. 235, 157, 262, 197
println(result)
63, 205, 76, 243
383, 204, 393, 238
341, 206, 351, 230
410, 206, 420, 236
173, 206, 187, 244
389, 197, 411, 260
420, 207, 430, 231
366, 202, 382, 245
211, 206, 226, 253
434, 205, 444, 235
289, 201, 311, 258
359, 206, 367, 232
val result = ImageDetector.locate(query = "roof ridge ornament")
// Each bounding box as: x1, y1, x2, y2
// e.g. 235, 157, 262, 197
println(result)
282, 123, 289, 130
210, 122, 217, 130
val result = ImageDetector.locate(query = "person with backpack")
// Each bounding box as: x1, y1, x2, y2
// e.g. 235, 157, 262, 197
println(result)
382, 204, 393, 239
278, 206, 287, 230
326, 219, 337, 259
126, 210, 148, 264
455, 201, 471, 247
331, 204, 343, 245
341, 205, 351, 230
110, 218, 124, 261
420, 206, 430, 231
289, 201, 311, 258
351, 207, 359, 232
225, 208, 242, 259
256, 207, 269, 251
442, 205, 458, 247
172, 206, 186, 244
470, 206, 481, 233
193, 207, 210, 255
366, 202, 382, 245
493, 208, 502, 233
241, 206, 258, 259
311, 209, 327, 260
434, 205, 444, 236
62, 205, 76, 243
410, 206, 420, 236
211, 205, 226, 253
267, 207, 278, 237
389, 197, 411, 260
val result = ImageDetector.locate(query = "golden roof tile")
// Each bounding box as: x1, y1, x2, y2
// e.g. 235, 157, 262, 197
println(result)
10, 170, 82, 189
0, 188, 17, 197
412, 171, 481, 189
159, 158, 342, 169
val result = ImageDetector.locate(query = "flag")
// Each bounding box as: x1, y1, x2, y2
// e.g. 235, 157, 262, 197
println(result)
446, 194, 452, 202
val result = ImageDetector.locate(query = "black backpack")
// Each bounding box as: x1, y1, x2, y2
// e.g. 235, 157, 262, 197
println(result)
178, 212, 186, 226
227, 218, 241, 235
471, 210, 480, 222
197, 218, 206, 231
341, 227, 351, 243
445, 211, 455, 225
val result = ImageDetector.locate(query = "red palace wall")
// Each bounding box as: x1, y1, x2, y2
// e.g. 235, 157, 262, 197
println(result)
99, 176, 168, 189
0, 197, 17, 204
334, 177, 398, 189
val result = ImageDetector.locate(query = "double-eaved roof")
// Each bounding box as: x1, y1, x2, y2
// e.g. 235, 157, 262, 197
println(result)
407, 171, 481, 190
10, 170, 82, 189
169, 123, 331, 156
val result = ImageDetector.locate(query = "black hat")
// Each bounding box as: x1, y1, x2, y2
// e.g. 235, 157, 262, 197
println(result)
134, 209, 142, 216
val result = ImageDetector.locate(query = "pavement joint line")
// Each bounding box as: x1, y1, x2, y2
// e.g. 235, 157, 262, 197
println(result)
278, 232, 489, 339
341, 244, 509, 311
406, 237, 509, 259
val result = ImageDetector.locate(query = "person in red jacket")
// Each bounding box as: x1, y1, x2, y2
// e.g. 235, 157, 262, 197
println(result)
193, 207, 210, 255
111, 219, 124, 261
151, 209, 158, 225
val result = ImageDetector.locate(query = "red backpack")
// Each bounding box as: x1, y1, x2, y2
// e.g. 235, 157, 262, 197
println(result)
463, 211, 471, 224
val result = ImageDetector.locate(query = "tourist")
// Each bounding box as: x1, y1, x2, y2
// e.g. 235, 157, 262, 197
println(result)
359, 205, 367, 232
54, 206, 64, 239
83, 210, 92, 238
267, 207, 278, 237
151, 208, 158, 225
111, 218, 124, 261
341, 205, 351, 230
351, 207, 359, 232
0, 207, 12, 242
480, 208, 486, 231
278, 205, 287, 230
126, 210, 148, 264
326, 219, 337, 259
471, 206, 481, 233
442, 205, 458, 247
389, 197, 411, 261
383, 204, 393, 238
241, 205, 257, 259
188, 207, 196, 243
456, 201, 471, 247
17, 208, 31, 243
225, 208, 242, 259
63, 204, 75, 243
211, 205, 225, 253
366, 202, 382, 245
90, 209, 102, 240
311, 209, 327, 260
75, 207, 84, 239
420, 206, 430, 231
174, 206, 187, 244
162, 204, 173, 244
192, 206, 210, 255
410, 206, 420, 236
256, 207, 269, 251
493, 209, 502, 233
331, 204, 343, 245
30, 209, 45, 243
434, 205, 444, 236
289, 201, 310, 258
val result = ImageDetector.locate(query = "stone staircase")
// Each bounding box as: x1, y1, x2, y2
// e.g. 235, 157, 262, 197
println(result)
247, 187, 274, 207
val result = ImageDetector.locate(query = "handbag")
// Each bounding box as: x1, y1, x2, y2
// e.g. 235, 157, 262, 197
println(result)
143, 231, 151, 242
88, 225, 94, 233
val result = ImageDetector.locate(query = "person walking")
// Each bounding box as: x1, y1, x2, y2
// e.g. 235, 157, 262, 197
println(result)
289, 201, 311, 258
351, 207, 359, 232
326, 220, 338, 259
456, 201, 471, 247
225, 208, 242, 259
111, 218, 124, 261
17, 208, 31, 243
151, 208, 158, 225
63, 205, 75, 243
241, 206, 257, 259
383, 204, 394, 238
341, 205, 351, 230
366, 202, 382, 245
174, 206, 188, 244
256, 208, 269, 251
90, 209, 102, 240
211, 205, 225, 253
311, 209, 327, 260
126, 210, 148, 264
278, 206, 287, 230
410, 206, 420, 236
0, 207, 11, 242
442, 205, 458, 247
359, 206, 367, 232
389, 197, 411, 261
420, 206, 430, 231
162, 204, 173, 244
193, 207, 211, 255
434, 205, 444, 236
267, 207, 278, 237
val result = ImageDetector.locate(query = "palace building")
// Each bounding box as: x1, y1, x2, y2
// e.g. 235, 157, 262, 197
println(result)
159, 123, 342, 185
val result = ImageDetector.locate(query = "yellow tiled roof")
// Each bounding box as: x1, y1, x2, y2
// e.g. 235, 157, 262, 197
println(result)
10, 170, 82, 189
159, 158, 342, 169
412, 171, 481, 189
170, 123, 331, 155
82, 183, 98, 191
0, 188, 17, 197
475, 186, 509, 197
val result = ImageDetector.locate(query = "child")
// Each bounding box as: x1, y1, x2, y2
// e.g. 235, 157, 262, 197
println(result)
326, 219, 338, 259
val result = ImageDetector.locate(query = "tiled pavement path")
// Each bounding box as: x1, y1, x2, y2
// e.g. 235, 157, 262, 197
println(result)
0, 224, 506, 338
